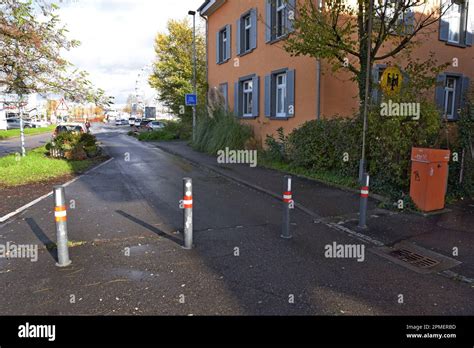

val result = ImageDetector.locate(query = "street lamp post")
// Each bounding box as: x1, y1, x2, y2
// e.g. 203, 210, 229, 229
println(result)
188, 10, 197, 142
359, 0, 374, 182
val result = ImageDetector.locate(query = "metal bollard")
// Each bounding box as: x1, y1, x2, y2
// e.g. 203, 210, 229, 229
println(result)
180, 178, 193, 249
54, 186, 71, 267
358, 173, 370, 229
281, 175, 294, 239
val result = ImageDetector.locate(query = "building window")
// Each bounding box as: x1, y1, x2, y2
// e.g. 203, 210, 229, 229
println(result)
276, 0, 286, 38
376, 0, 415, 35
265, 69, 295, 118
266, 0, 296, 43
234, 75, 259, 118
237, 9, 257, 55
216, 25, 231, 64
444, 77, 457, 118
440, 0, 472, 46
242, 79, 253, 117
276, 73, 287, 117
219, 83, 228, 110
435, 73, 470, 120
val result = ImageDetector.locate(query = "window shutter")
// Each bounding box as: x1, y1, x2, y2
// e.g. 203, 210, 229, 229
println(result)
221, 83, 229, 111
286, 69, 295, 117
236, 18, 242, 55
403, 9, 415, 35
234, 82, 240, 117
250, 9, 257, 50
265, 0, 273, 43
216, 31, 221, 64
439, 0, 450, 42
252, 76, 259, 117
371, 66, 381, 105
286, 0, 296, 33
435, 74, 446, 114
264, 74, 272, 117
461, 76, 470, 112
226, 25, 232, 60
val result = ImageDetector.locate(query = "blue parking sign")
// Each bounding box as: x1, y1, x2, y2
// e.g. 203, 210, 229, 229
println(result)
185, 94, 197, 106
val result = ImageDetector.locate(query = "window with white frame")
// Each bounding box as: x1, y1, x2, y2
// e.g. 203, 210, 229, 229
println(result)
265, 0, 296, 43
447, 0, 463, 43
244, 14, 252, 52
276, 0, 286, 38
276, 73, 287, 117
242, 79, 253, 117
440, 0, 472, 46
221, 29, 228, 61
444, 77, 457, 118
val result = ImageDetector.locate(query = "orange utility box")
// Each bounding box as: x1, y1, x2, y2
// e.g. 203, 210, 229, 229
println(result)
410, 148, 451, 212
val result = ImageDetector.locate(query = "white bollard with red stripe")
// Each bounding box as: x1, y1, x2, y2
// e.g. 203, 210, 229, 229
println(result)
281, 175, 293, 239
358, 173, 370, 229
54, 186, 71, 267
180, 178, 193, 249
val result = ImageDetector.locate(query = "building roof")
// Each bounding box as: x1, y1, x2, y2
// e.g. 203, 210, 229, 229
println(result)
198, 0, 226, 16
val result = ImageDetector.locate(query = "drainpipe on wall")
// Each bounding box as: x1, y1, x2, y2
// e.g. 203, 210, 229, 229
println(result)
316, 59, 321, 121
315, 0, 323, 121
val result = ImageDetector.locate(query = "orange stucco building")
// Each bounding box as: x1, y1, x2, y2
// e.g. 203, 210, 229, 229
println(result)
198, 0, 473, 145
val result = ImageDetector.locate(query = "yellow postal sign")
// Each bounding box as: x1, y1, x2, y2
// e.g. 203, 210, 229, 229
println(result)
380, 66, 403, 96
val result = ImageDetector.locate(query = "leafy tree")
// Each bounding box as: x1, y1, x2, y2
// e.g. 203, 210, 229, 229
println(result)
149, 19, 207, 123
285, 0, 452, 116
0, 0, 111, 104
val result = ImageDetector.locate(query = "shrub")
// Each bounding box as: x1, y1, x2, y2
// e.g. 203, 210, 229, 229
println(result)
193, 107, 254, 155
47, 132, 100, 160
137, 121, 191, 142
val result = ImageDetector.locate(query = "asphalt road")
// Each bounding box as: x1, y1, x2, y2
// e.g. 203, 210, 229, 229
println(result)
0, 132, 52, 157
0, 123, 472, 315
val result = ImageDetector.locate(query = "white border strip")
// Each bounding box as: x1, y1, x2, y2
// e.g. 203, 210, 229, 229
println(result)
0, 157, 114, 223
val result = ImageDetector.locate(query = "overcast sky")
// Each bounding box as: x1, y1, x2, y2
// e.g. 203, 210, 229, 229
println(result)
56, 0, 203, 106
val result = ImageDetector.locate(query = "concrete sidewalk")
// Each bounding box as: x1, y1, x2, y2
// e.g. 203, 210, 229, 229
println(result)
152, 141, 474, 282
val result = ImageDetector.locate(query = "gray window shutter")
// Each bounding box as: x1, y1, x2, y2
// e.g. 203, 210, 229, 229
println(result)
236, 19, 242, 55
371, 66, 381, 105
250, 9, 257, 50
435, 74, 446, 114
221, 83, 229, 110
286, 69, 295, 117
234, 82, 240, 117
286, 0, 296, 33
226, 25, 232, 60
403, 9, 415, 35
216, 31, 221, 64
439, 0, 449, 42
265, 0, 273, 43
461, 76, 470, 109
264, 74, 272, 117
252, 76, 259, 117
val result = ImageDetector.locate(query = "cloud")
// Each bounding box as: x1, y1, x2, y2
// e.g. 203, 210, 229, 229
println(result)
56, 0, 203, 104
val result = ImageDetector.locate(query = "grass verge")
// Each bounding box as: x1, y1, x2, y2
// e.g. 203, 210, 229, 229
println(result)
0, 125, 55, 140
0, 146, 100, 187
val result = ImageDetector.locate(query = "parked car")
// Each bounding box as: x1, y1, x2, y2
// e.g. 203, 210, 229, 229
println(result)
52, 123, 89, 139
29, 119, 51, 128
115, 119, 126, 126
128, 118, 136, 127
146, 121, 165, 131
6, 118, 33, 129
134, 118, 142, 127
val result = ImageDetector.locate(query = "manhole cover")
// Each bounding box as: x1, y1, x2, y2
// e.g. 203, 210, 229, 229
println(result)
389, 249, 440, 269
370, 241, 461, 274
